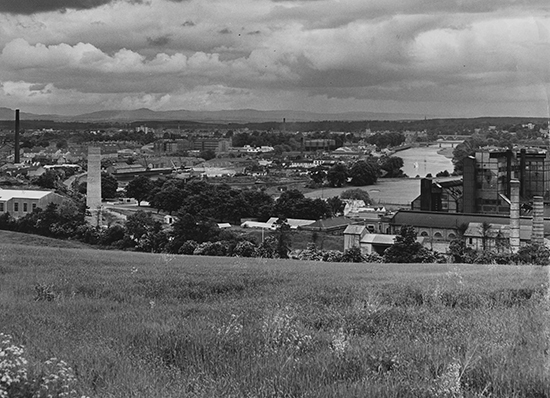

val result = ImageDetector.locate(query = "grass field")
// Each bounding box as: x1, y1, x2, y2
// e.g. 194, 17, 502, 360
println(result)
1, 234, 549, 397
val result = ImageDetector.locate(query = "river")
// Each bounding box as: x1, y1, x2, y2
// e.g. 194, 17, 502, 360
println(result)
396, 144, 455, 178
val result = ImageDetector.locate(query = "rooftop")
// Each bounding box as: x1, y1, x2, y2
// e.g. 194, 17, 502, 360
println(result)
0, 189, 52, 201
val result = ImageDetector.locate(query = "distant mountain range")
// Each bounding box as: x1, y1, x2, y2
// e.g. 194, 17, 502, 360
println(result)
0, 107, 424, 123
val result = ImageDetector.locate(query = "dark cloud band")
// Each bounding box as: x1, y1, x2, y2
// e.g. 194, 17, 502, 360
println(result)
0, 0, 140, 15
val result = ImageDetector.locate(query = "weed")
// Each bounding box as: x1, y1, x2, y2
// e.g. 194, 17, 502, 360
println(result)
0, 333, 88, 398
33, 283, 56, 302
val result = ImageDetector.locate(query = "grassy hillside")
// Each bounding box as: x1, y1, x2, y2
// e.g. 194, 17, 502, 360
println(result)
0, 239, 548, 397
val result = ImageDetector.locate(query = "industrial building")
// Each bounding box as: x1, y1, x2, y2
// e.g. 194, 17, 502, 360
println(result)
0, 188, 65, 219
413, 147, 550, 216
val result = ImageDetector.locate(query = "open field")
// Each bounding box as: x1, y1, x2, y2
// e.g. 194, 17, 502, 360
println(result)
0, 237, 548, 397
305, 178, 422, 207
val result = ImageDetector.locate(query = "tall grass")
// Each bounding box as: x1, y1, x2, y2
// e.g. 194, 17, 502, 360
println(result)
0, 240, 548, 397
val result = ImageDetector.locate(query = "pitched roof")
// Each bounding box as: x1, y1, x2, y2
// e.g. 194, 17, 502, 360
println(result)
360, 234, 396, 245
391, 210, 550, 234
343, 225, 366, 235
302, 216, 353, 230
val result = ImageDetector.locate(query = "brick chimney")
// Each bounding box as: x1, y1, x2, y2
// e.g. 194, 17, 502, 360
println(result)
510, 179, 520, 253
531, 195, 544, 246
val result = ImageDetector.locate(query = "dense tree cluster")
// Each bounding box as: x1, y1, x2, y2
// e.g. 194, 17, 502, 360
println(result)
231, 131, 345, 151
365, 132, 405, 148
137, 178, 342, 224
340, 188, 372, 205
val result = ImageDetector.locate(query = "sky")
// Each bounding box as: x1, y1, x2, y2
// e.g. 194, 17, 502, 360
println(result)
0, 0, 549, 118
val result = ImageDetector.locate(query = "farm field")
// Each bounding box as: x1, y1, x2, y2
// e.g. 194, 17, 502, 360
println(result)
0, 236, 548, 397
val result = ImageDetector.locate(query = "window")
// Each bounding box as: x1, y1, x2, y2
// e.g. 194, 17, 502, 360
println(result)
32, 203, 37, 211
14, 202, 19, 212
0, 203, 3, 212
23, 203, 28, 212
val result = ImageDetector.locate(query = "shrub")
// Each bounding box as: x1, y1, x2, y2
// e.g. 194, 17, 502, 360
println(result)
98, 224, 126, 246
322, 250, 344, 262
193, 241, 228, 256
233, 241, 258, 257
340, 246, 366, 263
296, 243, 324, 261
178, 240, 198, 255
256, 236, 278, 258
513, 243, 550, 265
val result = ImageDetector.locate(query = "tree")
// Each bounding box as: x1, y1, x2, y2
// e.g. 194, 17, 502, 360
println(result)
327, 196, 345, 216
479, 221, 492, 252
327, 163, 348, 187
340, 188, 372, 205
125, 210, 158, 241
380, 156, 404, 178
273, 218, 292, 258
171, 211, 220, 245
383, 225, 425, 263
101, 173, 118, 199
349, 159, 379, 186
200, 149, 216, 161
34, 170, 61, 189
309, 166, 327, 185
273, 189, 331, 220
151, 181, 185, 214
125, 176, 154, 206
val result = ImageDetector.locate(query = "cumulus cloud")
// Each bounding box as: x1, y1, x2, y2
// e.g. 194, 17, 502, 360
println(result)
0, 0, 549, 117
146, 35, 171, 46
0, 0, 143, 15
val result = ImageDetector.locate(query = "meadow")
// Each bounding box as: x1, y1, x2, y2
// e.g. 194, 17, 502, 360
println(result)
0, 232, 549, 397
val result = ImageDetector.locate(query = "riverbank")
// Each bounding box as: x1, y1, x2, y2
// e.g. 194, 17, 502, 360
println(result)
437, 147, 454, 159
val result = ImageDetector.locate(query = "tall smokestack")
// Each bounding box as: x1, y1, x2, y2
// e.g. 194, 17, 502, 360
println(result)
531, 195, 544, 246
14, 109, 20, 164
510, 179, 520, 253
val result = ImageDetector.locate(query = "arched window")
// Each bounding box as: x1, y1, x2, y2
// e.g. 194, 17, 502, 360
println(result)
434, 232, 443, 240
448, 233, 456, 240
420, 231, 429, 237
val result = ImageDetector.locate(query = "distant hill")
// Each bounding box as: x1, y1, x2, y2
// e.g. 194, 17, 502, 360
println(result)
0, 107, 424, 123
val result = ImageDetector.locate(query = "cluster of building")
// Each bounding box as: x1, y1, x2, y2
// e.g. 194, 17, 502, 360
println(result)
344, 146, 550, 256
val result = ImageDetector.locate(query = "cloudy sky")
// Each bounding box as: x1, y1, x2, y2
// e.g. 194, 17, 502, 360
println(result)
0, 0, 549, 117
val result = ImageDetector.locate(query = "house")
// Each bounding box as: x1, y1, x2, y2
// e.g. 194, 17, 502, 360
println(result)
0, 188, 65, 219
343, 224, 426, 256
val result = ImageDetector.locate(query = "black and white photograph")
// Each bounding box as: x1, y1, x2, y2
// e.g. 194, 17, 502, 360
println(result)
0, 0, 549, 397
